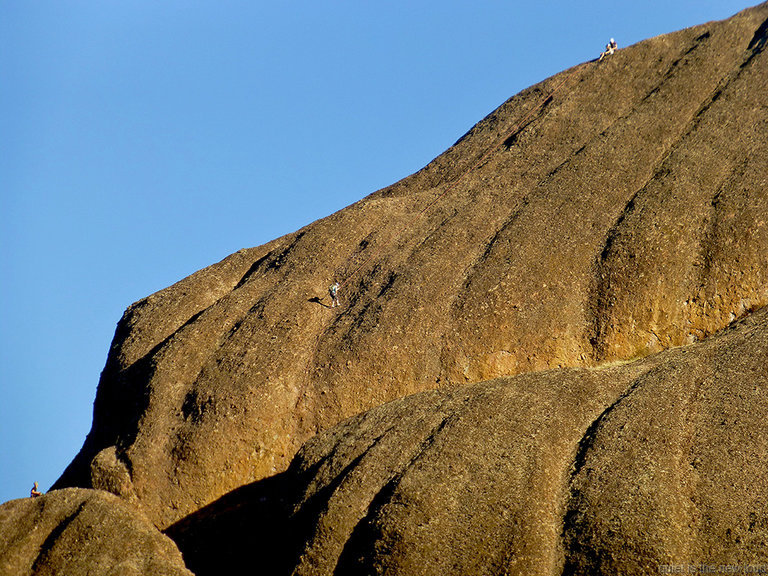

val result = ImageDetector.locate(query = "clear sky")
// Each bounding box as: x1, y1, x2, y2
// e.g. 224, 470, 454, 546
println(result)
0, 1, 756, 504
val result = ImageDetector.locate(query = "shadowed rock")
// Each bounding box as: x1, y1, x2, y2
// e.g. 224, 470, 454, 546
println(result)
0, 488, 192, 576
55, 2, 768, 530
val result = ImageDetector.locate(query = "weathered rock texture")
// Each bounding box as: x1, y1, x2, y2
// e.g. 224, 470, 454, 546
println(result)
55, 2, 768, 531
169, 306, 768, 575
0, 488, 192, 576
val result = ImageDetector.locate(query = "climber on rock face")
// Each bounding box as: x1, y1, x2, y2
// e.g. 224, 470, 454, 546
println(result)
599, 38, 618, 61
30, 482, 42, 498
329, 281, 340, 308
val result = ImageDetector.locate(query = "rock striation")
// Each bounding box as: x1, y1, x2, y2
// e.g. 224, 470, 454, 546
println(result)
52, 2, 768, 531
168, 306, 768, 575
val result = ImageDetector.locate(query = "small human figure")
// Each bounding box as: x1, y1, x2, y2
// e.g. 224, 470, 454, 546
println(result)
30, 482, 42, 498
329, 281, 340, 308
599, 38, 618, 61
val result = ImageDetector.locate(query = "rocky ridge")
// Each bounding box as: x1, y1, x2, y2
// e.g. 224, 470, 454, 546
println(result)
0, 3, 766, 575
53, 2, 768, 531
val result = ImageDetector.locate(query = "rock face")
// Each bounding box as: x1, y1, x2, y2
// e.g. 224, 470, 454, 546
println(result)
0, 488, 192, 576
55, 2, 768, 532
168, 306, 768, 575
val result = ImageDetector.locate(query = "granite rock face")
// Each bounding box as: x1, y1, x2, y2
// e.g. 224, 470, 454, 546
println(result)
290, 306, 768, 576
169, 307, 768, 576
0, 488, 192, 576
53, 2, 768, 533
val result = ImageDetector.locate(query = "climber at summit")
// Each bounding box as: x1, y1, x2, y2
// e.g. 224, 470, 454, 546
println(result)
30, 482, 42, 498
599, 38, 618, 61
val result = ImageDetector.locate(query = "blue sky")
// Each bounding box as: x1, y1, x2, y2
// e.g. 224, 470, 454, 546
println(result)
0, 1, 755, 504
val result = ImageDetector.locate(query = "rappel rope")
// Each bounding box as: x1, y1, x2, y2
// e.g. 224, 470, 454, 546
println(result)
336, 64, 584, 294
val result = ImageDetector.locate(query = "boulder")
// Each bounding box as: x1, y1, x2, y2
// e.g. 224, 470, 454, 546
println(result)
0, 488, 192, 576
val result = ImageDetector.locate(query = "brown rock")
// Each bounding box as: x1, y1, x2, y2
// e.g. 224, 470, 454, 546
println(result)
169, 306, 768, 575
0, 488, 192, 576
56, 2, 768, 530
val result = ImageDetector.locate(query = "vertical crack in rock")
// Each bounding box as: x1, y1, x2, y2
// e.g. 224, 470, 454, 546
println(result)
234, 231, 307, 289
30, 502, 87, 573
587, 33, 767, 363
330, 410, 457, 576
747, 16, 768, 51
559, 368, 653, 576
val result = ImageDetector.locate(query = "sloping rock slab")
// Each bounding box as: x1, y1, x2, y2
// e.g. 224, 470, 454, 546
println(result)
0, 488, 192, 576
